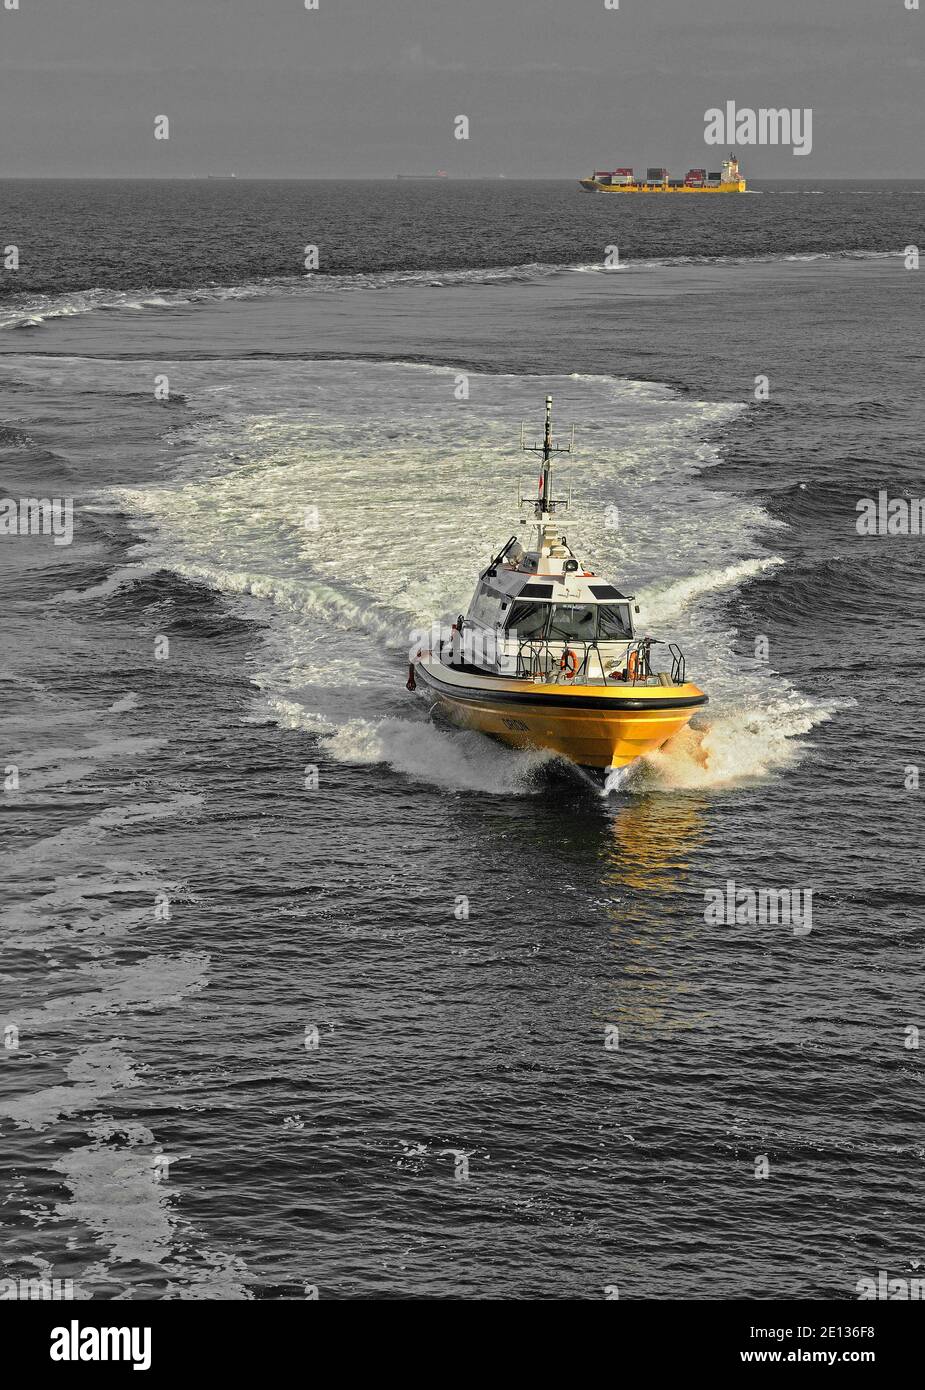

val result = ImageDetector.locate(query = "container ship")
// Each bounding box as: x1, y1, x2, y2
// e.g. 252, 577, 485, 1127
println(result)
580, 153, 746, 193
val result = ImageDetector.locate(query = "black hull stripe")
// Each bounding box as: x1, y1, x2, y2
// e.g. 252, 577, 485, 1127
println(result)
416, 669, 708, 712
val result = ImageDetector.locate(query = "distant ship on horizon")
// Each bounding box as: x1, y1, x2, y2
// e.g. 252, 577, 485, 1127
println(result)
395, 171, 449, 180
580, 153, 746, 193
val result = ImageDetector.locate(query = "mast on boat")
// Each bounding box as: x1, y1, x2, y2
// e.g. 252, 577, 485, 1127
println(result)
519, 395, 574, 551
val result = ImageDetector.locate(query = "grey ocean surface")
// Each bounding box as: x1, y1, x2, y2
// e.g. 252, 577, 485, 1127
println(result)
0, 181, 923, 1299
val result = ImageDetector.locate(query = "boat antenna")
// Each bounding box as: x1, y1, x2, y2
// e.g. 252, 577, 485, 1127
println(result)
520, 395, 574, 517
541, 394, 553, 508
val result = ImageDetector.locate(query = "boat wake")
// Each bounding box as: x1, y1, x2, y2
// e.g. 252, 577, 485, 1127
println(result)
324, 714, 560, 794
265, 685, 841, 797
640, 556, 784, 626
637, 691, 848, 791
96, 358, 841, 798
602, 765, 632, 796
0, 249, 905, 331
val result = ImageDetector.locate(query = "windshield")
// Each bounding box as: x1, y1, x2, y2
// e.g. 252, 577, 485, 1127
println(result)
597, 603, 633, 640
504, 600, 634, 642
504, 601, 547, 639
547, 604, 597, 642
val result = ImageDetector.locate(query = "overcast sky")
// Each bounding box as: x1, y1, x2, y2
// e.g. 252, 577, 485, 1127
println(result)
0, 0, 921, 177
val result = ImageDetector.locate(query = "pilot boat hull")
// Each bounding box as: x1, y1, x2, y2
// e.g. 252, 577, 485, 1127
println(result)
414, 656, 707, 770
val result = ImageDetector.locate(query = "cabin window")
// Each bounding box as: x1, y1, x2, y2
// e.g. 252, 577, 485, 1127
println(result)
504, 601, 547, 639
597, 603, 633, 639
548, 604, 597, 641
469, 583, 500, 623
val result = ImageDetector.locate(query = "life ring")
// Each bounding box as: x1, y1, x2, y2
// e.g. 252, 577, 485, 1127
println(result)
626, 650, 640, 682
560, 648, 579, 680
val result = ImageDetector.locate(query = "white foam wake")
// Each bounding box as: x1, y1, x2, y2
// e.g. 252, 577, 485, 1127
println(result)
96, 359, 837, 795
637, 692, 850, 791
278, 705, 559, 794
641, 557, 784, 626
0, 250, 904, 331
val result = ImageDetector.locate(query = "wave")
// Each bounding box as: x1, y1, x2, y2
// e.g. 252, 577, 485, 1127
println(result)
636, 691, 850, 791
0, 248, 906, 330
757, 555, 902, 617
275, 705, 561, 794
641, 557, 784, 626
53, 563, 156, 604
0, 289, 187, 331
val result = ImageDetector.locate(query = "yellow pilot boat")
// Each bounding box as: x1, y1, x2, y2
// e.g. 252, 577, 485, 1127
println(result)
407, 397, 707, 779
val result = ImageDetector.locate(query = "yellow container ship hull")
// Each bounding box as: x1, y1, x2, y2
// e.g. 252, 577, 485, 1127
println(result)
580, 156, 746, 194
580, 178, 746, 193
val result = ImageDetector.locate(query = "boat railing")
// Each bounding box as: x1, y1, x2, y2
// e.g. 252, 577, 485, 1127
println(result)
514, 636, 668, 686
439, 627, 688, 687
667, 642, 686, 686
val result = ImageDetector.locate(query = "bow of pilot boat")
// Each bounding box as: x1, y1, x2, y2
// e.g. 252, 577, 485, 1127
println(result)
413, 652, 707, 770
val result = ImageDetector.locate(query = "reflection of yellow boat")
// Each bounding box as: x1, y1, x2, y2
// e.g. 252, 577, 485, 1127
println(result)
407, 397, 707, 780
598, 798, 709, 1029
605, 796, 706, 894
